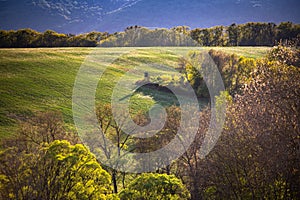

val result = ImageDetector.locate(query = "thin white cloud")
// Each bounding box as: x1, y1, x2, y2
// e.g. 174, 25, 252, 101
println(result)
32, 0, 102, 20
31, 0, 143, 29
32, 0, 143, 19
68, 19, 83, 24
252, 3, 262, 7
250, 0, 263, 7
60, 14, 71, 20
106, 0, 143, 15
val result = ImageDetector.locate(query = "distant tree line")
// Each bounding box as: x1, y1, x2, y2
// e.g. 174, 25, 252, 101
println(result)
100, 25, 197, 47
0, 22, 299, 47
190, 22, 300, 46
0, 29, 109, 48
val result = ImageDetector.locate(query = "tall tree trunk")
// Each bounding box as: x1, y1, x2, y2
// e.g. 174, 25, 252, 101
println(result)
191, 186, 202, 200
112, 170, 118, 193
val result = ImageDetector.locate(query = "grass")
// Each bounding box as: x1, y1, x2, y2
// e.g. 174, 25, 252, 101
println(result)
0, 47, 270, 138
202, 46, 270, 59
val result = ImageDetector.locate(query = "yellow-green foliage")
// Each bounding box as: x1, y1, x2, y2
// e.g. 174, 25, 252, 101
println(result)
0, 140, 114, 200
119, 173, 190, 200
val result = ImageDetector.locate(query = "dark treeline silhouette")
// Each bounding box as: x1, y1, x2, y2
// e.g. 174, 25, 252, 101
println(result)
0, 22, 299, 47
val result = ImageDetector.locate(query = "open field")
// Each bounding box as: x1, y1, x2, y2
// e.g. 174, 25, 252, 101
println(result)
0, 47, 270, 138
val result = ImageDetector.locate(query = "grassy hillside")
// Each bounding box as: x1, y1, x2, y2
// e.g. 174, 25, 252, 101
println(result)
0, 47, 270, 138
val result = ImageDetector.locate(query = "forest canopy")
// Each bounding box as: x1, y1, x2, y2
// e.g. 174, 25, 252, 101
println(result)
0, 22, 299, 47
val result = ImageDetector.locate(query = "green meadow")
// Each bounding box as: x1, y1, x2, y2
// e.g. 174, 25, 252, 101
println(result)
0, 47, 270, 138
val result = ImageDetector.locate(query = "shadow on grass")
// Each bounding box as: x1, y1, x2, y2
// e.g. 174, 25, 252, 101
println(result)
120, 83, 209, 108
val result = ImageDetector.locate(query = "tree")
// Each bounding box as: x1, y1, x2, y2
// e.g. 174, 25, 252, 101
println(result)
255, 23, 276, 46
12, 29, 40, 47
210, 26, 225, 46
178, 51, 209, 98
119, 173, 190, 200
83, 104, 135, 194
276, 22, 295, 43
173, 108, 210, 200
86, 31, 109, 43
0, 30, 11, 47
0, 140, 114, 200
17, 111, 79, 145
232, 56, 256, 94
172, 46, 299, 199
267, 44, 300, 67
0, 111, 115, 199
0, 29, 41, 48
197, 52, 300, 199
199, 29, 213, 46
134, 106, 183, 175
190, 28, 202, 44
41, 140, 113, 200
208, 49, 250, 95
227, 23, 239, 46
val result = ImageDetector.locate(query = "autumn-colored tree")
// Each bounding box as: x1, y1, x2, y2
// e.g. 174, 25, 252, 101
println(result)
172, 46, 299, 199
267, 44, 300, 67
17, 111, 79, 145
198, 52, 300, 199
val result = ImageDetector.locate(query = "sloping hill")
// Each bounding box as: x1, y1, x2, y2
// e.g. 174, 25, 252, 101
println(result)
0, 47, 269, 138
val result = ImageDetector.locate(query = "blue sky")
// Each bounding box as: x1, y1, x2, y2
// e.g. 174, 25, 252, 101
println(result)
0, 0, 300, 34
